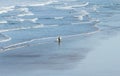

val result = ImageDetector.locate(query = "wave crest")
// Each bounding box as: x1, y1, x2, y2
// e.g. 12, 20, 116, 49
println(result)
0, 6, 15, 14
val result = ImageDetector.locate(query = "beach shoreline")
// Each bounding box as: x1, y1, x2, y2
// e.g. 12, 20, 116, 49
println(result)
0, 27, 120, 76
0, 0, 120, 76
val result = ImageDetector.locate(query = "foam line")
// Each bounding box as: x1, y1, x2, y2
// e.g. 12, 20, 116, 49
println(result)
0, 34, 11, 43
0, 24, 58, 33
21, 0, 58, 7
0, 23, 100, 53
0, 21, 8, 24
0, 6, 15, 14
55, 2, 89, 10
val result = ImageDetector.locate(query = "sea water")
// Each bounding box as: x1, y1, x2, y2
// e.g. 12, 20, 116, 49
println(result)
1, 0, 118, 51
0, 0, 119, 51
0, 0, 102, 51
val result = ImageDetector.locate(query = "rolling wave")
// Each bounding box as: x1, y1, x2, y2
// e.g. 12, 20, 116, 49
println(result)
0, 24, 59, 33
0, 25, 100, 53
0, 20, 7, 24
0, 6, 15, 14
21, 0, 58, 7
55, 2, 89, 10
17, 18, 38, 22
0, 0, 105, 53
0, 34, 11, 43
54, 17, 64, 20
17, 7, 34, 17
74, 10, 89, 21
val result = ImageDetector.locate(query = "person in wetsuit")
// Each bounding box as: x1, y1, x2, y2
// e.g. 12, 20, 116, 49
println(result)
57, 36, 61, 45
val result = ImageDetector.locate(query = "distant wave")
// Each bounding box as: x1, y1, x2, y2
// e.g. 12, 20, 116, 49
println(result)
27, 18, 38, 23
55, 2, 89, 10
0, 20, 7, 24
21, 0, 58, 7
0, 34, 11, 43
72, 2, 89, 7
74, 10, 89, 21
17, 18, 38, 23
54, 17, 64, 20
0, 24, 58, 33
0, 24, 44, 33
17, 12, 34, 17
0, 6, 35, 20
71, 19, 100, 25
56, 6, 73, 10
0, 6, 15, 14
92, 5, 100, 12
38, 17, 64, 20
3, 18, 38, 24
0, 37, 11, 43
17, 7, 34, 17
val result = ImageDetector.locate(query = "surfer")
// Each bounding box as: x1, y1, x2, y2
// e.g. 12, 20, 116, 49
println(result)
57, 36, 61, 45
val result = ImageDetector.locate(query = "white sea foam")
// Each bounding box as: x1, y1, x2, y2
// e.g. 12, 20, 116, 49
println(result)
67, 2, 89, 8
90, 18, 100, 23
33, 24, 44, 28
55, 2, 89, 10
17, 18, 38, 22
17, 18, 24, 22
72, 18, 100, 25
0, 24, 58, 33
18, 7, 29, 12
54, 16, 62, 19
71, 21, 91, 25
0, 36, 57, 52
0, 34, 11, 43
21, 0, 58, 7
73, 2, 89, 7
29, 18, 38, 23
79, 10, 89, 16
55, 6, 73, 10
17, 12, 34, 17
0, 20, 7, 24
0, 37, 11, 43
0, 6, 15, 14
17, 8, 34, 17
0, 24, 45, 33
74, 10, 89, 21
92, 5, 100, 12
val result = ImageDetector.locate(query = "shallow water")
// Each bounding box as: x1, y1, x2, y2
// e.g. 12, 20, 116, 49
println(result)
0, 0, 102, 51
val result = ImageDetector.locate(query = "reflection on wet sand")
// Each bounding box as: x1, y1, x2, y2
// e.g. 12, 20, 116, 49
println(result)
0, 42, 90, 70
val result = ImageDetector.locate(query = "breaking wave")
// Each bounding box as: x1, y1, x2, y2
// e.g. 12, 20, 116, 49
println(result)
1, 0, 114, 53
0, 6, 15, 14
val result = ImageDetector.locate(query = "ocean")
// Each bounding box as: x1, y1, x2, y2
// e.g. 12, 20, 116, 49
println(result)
0, 0, 117, 51
0, 0, 120, 76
